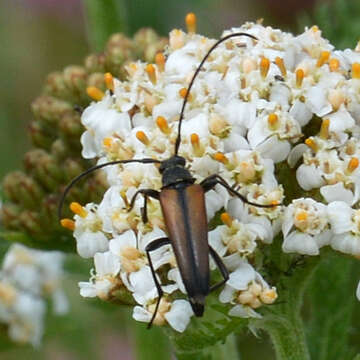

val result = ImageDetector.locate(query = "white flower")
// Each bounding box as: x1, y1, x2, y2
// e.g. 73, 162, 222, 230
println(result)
133, 298, 193, 332
79, 251, 121, 300
219, 261, 277, 318
327, 201, 360, 255
282, 198, 331, 255
81, 95, 132, 159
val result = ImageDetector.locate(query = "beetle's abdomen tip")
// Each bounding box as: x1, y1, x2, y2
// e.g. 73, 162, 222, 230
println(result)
190, 296, 205, 317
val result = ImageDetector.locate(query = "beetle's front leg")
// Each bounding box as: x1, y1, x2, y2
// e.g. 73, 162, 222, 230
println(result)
200, 174, 278, 208
128, 189, 160, 223
145, 237, 171, 329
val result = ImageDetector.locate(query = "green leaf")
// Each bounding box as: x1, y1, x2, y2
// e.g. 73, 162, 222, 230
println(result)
82, 0, 129, 51
306, 252, 357, 360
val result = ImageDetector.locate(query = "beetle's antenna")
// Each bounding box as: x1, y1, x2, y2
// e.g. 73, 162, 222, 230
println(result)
58, 158, 161, 220
174, 32, 258, 155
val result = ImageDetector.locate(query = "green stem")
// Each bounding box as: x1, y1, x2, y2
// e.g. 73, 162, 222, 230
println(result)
260, 313, 310, 360
133, 323, 171, 360
173, 333, 240, 360
254, 256, 320, 360
82, 0, 129, 51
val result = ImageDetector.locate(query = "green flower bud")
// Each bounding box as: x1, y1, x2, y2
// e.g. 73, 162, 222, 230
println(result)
63, 65, 88, 101
31, 96, 73, 125
24, 150, 63, 191
28, 121, 55, 149
0, 203, 22, 230
86, 72, 106, 92
84, 53, 106, 73
18, 209, 43, 235
2, 171, 44, 210
105, 33, 134, 77
51, 139, 69, 160
133, 28, 168, 63
63, 158, 85, 183
58, 110, 83, 139
43, 71, 69, 100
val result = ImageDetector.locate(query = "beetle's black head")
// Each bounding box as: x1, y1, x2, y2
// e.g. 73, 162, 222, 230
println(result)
159, 156, 194, 187
189, 295, 205, 317
159, 156, 186, 173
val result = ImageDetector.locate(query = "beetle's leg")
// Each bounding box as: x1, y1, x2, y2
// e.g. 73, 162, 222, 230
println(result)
200, 174, 278, 208
209, 246, 229, 292
145, 237, 171, 329
128, 189, 160, 223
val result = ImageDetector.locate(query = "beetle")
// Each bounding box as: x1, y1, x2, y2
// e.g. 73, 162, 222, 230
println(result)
59, 32, 278, 327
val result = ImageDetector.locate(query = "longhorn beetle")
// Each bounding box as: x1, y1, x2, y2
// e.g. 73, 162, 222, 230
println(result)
59, 32, 278, 327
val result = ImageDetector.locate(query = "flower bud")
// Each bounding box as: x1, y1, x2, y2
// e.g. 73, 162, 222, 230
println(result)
43, 71, 69, 100
31, 96, 73, 125
24, 150, 63, 191
105, 33, 134, 78
2, 171, 44, 209
84, 53, 106, 73
28, 121, 55, 149
18, 210, 43, 235
51, 139, 69, 160
86, 72, 106, 92
0, 203, 22, 230
63, 65, 88, 100
59, 110, 83, 139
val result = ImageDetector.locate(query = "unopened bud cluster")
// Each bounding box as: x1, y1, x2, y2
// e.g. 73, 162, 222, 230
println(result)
0, 29, 167, 246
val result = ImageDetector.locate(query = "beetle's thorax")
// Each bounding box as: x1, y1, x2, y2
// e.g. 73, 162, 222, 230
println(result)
160, 155, 194, 187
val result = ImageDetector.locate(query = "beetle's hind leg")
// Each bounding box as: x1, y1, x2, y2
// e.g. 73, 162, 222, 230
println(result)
145, 237, 171, 329
200, 174, 279, 208
209, 246, 229, 292
128, 189, 160, 223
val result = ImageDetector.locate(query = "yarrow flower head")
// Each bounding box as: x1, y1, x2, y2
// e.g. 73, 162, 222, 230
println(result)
61, 13, 360, 332
0, 244, 68, 346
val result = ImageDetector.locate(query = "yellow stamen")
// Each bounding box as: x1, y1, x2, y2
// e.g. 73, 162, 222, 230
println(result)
190, 133, 200, 148
86, 86, 104, 101
319, 118, 330, 139
185, 12, 196, 34
305, 138, 317, 152
268, 113, 278, 129
316, 51, 330, 67
296, 69, 304, 87
213, 152, 228, 164
103, 137, 113, 148
104, 72, 114, 92
271, 200, 280, 206
179, 87, 191, 100
296, 211, 308, 221
156, 116, 170, 134
145, 64, 157, 84
275, 57, 286, 77
220, 212, 233, 227
352, 63, 360, 79
348, 157, 359, 172
260, 57, 270, 78
155, 52, 165, 72
70, 202, 88, 218
136, 131, 150, 145
60, 219, 75, 231
311, 25, 319, 32
329, 58, 340, 72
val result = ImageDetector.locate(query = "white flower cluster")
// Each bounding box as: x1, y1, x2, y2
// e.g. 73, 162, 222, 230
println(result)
66, 21, 360, 332
0, 244, 68, 346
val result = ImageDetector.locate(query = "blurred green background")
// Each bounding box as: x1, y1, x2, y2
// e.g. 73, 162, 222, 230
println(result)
1, 0, 359, 359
